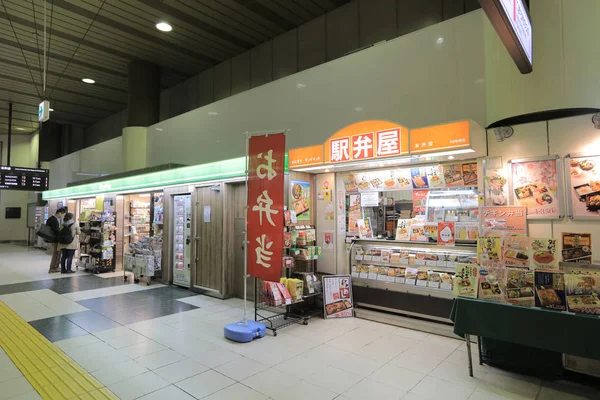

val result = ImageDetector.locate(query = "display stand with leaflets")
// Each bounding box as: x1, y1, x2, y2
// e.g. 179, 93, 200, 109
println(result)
79, 212, 116, 273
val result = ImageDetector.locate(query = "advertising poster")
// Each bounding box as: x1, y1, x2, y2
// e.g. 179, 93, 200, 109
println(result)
444, 164, 465, 187
505, 269, 535, 307
562, 233, 592, 264
480, 206, 527, 237
396, 168, 413, 189
437, 222, 455, 247
395, 219, 412, 241
462, 163, 478, 186
484, 168, 508, 206
382, 170, 399, 190
343, 173, 358, 193
426, 165, 445, 188
478, 266, 506, 302
564, 266, 600, 314
348, 194, 361, 233
356, 218, 373, 239
322, 231, 334, 251
566, 155, 600, 219
510, 157, 562, 219
247, 133, 285, 282
503, 235, 530, 269
412, 190, 429, 214
477, 237, 502, 266
530, 238, 558, 269
453, 263, 479, 299
534, 270, 566, 311
410, 168, 429, 189
323, 275, 354, 319
291, 181, 311, 221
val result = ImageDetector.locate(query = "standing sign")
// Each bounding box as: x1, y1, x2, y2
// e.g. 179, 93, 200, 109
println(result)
247, 133, 286, 282
323, 275, 354, 319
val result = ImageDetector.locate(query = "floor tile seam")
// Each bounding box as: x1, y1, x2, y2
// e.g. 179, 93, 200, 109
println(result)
173, 369, 237, 398
0, 301, 119, 400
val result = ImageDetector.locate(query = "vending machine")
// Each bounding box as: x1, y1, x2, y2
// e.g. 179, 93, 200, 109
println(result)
173, 194, 192, 287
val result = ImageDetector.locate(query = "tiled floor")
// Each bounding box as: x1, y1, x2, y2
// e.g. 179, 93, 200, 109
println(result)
1, 244, 600, 399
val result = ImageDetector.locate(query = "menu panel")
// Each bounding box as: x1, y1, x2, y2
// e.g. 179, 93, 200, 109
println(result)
0, 166, 49, 191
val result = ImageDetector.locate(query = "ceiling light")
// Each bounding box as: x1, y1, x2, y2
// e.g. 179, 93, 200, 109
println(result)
156, 22, 172, 32
296, 83, 306, 89
208, 111, 218, 115
354, 106, 363, 112
16, 127, 24, 131
436, 37, 444, 45
448, 155, 455, 160
49, 108, 54, 111
82, 78, 95, 84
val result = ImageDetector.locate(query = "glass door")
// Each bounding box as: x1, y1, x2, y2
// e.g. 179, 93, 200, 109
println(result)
173, 194, 192, 287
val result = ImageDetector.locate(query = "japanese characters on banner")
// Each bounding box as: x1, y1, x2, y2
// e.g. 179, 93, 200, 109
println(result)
323, 275, 354, 319
247, 134, 285, 282
509, 157, 563, 219
565, 154, 600, 220
480, 206, 527, 237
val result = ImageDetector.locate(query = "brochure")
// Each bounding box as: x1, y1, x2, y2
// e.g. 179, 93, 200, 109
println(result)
453, 263, 479, 299
505, 269, 535, 307
534, 270, 566, 311
530, 238, 558, 269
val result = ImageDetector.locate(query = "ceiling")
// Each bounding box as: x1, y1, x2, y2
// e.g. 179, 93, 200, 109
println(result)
0, 0, 349, 135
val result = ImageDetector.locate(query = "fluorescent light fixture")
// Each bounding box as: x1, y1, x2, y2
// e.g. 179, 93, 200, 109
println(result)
82, 78, 95, 84
49, 108, 54, 111
16, 127, 24, 131
156, 22, 172, 32
296, 83, 306, 89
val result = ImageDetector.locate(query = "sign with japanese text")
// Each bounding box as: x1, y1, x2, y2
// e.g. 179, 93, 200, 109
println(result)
412, 190, 429, 214
410, 120, 470, 154
247, 133, 285, 282
480, 206, 527, 236
565, 154, 600, 220
509, 156, 563, 220
323, 275, 354, 319
437, 222, 455, 247
288, 145, 324, 168
325, 121, 408, 163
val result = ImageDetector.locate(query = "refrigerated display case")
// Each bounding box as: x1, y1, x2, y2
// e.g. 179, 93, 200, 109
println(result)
349, 239, 477, 323
173, 194, 192, 287
424, 189, 479, 243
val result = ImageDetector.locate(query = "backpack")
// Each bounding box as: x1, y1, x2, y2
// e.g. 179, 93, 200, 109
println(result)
58, 224, 75, 245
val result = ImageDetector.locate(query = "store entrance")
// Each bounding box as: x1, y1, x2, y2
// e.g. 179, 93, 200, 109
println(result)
194, 185, 224, 295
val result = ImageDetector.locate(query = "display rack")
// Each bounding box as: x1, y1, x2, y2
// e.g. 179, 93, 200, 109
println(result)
254, 225, 322, 336
79, 212, 116, 273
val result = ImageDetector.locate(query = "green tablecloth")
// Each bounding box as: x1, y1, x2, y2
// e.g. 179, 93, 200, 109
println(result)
450, 297, 600, 361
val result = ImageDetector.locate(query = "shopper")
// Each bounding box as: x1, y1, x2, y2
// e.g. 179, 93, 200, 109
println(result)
46, 208, 66, 273
57, 213, 81, 274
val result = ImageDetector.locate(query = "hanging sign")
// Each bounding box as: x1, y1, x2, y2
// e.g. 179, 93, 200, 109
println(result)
323, 275, 354, 319
247, 133, 286, 282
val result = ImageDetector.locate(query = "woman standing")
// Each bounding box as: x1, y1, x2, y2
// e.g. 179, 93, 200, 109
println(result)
57, 213, 81, 274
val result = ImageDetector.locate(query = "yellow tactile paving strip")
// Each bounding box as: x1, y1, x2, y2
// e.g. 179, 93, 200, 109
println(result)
0, 301, 119, 399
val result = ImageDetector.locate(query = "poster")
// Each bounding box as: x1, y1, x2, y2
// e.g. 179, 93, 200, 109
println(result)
480, 206, 527, 237
324, 203, 334, 220
453, 263, 479, 298
291, 181, 311, 221
247, 133, 285, 282
564, 266, 600, 314
530, 238, 558, 269
510, 157, 562, 219
395, 219, 412, 241
356, 218, 373, 239
503, 235, 530, 269
484, 168, 508, 206
462, 162, 478, 186
323, 275, 354, 319
361, 192, 379, 207
343, 173, 358, 193
426, 165, 445, 188
505, 269, 535, 307
562, 232, 592, 264
478, 266, 506, 302
443, 164, 465, 187
412, 190, 428, 214
396, 169, 413, 189
565, 155, 600, 219
437, 222, 455, 247
348, 194, 361, 233
477, 237, 502, 266
322, 231, 334, 251
410, 168, 429, 189
534, 270, 566, 311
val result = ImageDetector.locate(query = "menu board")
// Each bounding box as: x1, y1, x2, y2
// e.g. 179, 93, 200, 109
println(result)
0, 166, 49, 191
565, 154, 600, 220
509, 156, 563, 219
323, 275, 353, 319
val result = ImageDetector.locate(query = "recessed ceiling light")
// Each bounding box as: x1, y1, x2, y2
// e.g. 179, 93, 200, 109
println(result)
354, 106, 363, 112
82, 78, 95, 84
156, 22, 172, 32
436, 37, 444, 45
208, 111, 218, 115
49, 108, 54, 111
296, 83, 306, 89
16, 127, 24, 131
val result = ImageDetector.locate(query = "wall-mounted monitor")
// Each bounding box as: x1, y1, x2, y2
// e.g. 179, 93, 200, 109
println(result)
5, 207, 22, 219
0, 166, 49, 191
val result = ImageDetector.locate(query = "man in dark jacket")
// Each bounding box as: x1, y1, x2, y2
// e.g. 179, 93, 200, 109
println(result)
47, 208, 66, 273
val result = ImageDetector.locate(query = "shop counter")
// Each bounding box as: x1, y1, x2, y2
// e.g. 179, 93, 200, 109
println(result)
450, 297, 600, 377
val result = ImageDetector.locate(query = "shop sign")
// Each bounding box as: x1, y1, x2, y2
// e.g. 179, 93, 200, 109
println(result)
410, 120, 470, 154
247, 133, 285, 282
288, 145, 324, 168
480, 205, 527, 236
325, 121, 409, 163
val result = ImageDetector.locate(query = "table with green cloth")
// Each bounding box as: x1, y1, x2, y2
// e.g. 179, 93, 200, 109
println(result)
450, 297, 600, 377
